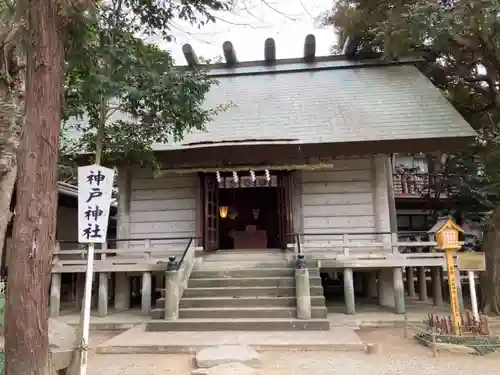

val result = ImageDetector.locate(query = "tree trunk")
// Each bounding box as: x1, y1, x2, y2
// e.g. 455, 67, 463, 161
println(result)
480, 205, 500, 315
4, 0, 65, 374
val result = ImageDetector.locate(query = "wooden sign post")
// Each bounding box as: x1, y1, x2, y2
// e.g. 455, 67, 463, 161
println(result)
458, 252, 486, 322
77, 165, 115, 375
428, 217, 464, 335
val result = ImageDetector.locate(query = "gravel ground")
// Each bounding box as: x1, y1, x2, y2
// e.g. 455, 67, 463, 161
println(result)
87, 328, 500, 375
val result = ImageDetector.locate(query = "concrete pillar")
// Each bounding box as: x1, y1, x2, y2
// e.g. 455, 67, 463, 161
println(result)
418, 266, 427, 301
343, 268, 355, 315
378, 268, 395, 308
367, 272, 378, 298
393, 267, 405, 314
295, 267, 312, 319
406, 267, 416, 298
50, 273, 61, 317
141, 271, 152, 314
165, 270, 179, 320
75, 273, 85, 311
431, 267, 443, 306
98, 273, 109, 317
114, 272, 130, 310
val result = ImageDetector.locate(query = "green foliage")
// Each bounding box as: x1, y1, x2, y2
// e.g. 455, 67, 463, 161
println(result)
323, 0, 500, 220
63, 0, 231, 168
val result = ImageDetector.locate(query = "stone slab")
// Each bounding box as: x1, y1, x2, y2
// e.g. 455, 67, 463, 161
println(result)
192, 363, 256, 375
196, 345, 261, 368
96, 324, 366, 354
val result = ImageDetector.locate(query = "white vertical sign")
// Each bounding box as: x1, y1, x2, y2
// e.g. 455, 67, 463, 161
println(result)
78, 164, 115, 243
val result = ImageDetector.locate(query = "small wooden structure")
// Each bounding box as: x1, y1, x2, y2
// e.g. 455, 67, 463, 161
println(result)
428, 216, 464, 251
428, 217, 465, 334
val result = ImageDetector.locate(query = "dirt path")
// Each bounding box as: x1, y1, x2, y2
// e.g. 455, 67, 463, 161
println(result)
88, 328, 500, 375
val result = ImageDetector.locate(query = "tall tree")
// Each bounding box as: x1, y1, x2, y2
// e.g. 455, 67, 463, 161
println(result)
5, 0, 66, 373
322, 0, 500, 313
5, 0, 231, 374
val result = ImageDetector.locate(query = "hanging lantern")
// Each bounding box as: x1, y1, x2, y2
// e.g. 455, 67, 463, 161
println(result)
219, 206, 228, 219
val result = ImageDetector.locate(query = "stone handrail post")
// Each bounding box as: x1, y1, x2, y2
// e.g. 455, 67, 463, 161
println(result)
164, 256, 180, 320
295, 254, 311, 319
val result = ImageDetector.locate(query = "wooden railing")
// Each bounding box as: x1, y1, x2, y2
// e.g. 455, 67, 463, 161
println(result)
52, 236, 201, 273
291, 231, 470, 268
51, 232, 475, 272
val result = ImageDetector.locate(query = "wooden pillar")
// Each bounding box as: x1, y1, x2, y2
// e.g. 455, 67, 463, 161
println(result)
98, 273, 109, 316
431, 266, 443, 306
75, 272, 85, 311
141, 241, 152, 314
141, 271, 152, 314
50, 273, 62, 317
114, 272, 130, 310
455, 268, 465, 312
406, 267, 416, 298
376, 270, 383, 305
378, 268, 395, 308
393, 267, 405, 314
98, 243, 109, 317
343, 268, 355, 315
418, 266, 427, 301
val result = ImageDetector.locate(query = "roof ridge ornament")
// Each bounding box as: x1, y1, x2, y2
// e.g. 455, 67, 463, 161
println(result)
223, 41, 238, 67
304, 34, 316, 63
264, 38, 276, 63
182, 43, 199, 67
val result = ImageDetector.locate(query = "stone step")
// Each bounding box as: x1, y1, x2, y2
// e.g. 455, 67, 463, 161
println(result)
194, 306, 326, 319
145, 318, 330, 331
151, 306, 327, 320
190, 267, 294, 279
196, 261, 319, 269
190, 268, 320, 279
188, 276, 322, 288
155, 296, 326, 309
182, 286, 324, 298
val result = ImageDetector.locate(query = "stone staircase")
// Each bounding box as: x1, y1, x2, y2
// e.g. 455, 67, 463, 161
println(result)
147, 253, 329, 331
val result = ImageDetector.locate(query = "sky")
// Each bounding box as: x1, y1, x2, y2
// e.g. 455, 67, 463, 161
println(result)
153, 0, 336, 64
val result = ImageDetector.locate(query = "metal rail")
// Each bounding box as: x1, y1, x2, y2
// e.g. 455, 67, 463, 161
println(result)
176, 237, 195, 271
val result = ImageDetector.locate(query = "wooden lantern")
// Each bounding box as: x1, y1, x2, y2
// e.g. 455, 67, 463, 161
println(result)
428, 216, 464, 251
